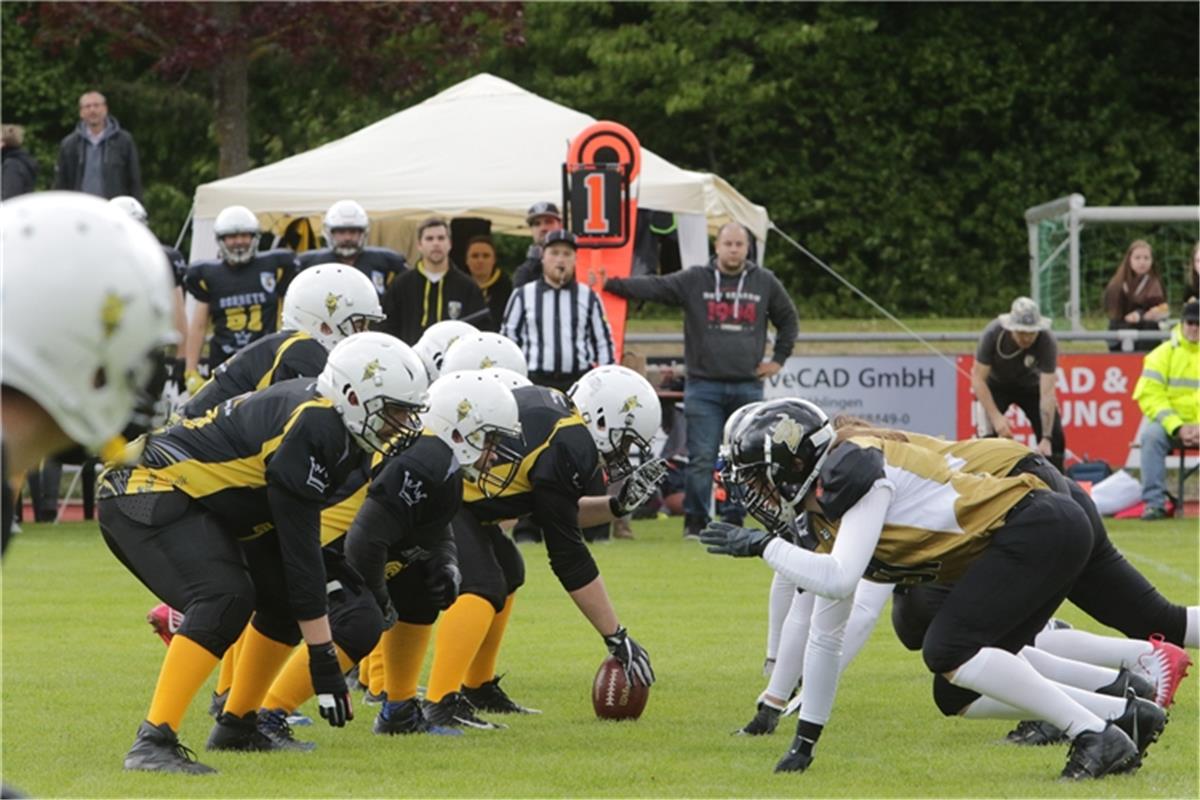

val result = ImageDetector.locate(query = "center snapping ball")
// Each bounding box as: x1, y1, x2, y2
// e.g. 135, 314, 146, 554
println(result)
592, 656, 649, 720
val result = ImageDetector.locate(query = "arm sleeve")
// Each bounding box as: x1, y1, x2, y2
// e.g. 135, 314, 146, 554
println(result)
603, 271, 688, 305
344, 496, 403, 610
797, 594, 855, 726
534, 487, 600, 592
761, 483, 893, 599
274, 340, 328, 382
184, 264, 211, 303
267, 484, 328, 620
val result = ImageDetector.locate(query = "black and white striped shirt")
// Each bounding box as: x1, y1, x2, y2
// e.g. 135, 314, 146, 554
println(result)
502, 278, 615, 377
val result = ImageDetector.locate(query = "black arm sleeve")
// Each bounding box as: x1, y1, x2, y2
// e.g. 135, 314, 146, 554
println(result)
533, 487, 600, 592
273, 339, 328, 383
343, 496, 399, 610
267, 484, 328, 620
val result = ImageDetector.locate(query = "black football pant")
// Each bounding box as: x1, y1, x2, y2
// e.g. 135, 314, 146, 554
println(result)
452, 509, 525, 612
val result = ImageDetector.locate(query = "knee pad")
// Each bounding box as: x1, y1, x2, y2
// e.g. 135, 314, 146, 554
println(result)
178, 592, 255, 656
389, 564, 442, 626
329, 586, 383, 663
251, 609, 302, 648
932, 674, 980, 717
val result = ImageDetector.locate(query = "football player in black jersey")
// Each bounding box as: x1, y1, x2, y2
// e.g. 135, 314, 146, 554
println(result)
98, 333, 428, 774
184, 264, 383, 417
415, 365, 665, 729
296, 199, 406, 300
183, 205, 299, 389
703, 399, 1153, 780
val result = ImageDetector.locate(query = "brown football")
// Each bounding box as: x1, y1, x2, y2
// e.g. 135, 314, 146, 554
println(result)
592, 656, 649, 720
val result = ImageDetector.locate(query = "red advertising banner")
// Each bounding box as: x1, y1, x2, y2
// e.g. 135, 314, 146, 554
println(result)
955, 353, 1146, 468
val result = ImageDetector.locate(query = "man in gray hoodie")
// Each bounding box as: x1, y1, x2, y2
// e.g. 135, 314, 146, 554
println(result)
604, 222, 798, 539
54, 91, 142, 200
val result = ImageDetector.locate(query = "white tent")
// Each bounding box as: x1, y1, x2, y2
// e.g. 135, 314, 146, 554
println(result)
190, 73, 770, 264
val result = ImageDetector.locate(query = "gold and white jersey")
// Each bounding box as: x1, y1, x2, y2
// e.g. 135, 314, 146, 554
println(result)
900, 432, 1032, 479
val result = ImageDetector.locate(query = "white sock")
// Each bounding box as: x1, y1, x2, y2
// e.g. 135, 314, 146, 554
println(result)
838, 581, 891, 671
763, 590, 813, 703
765, 575, 795, 663
962, 681, 1125, 722
1185, 606, 1198, 649
950, 647, 1105, 737
1033, 629, 1152, 670
1019, 646, 1120, 691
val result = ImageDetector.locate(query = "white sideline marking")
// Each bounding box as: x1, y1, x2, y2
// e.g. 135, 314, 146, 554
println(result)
1119, 548, 1199, 586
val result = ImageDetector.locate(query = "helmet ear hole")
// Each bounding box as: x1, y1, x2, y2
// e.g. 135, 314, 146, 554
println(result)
93, 367, 108, 389
347, 390, 359, 407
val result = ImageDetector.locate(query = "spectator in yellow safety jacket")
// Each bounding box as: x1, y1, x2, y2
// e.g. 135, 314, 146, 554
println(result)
1132, 300, 1199, 520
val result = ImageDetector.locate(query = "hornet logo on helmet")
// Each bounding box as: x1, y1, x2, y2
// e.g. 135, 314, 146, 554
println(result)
770, 414, 804, 454
324, 292, 341, 317
620, 395, 643, 414
100, 291, 126, 338
480, 356, 496, 368
362, 358, 386, 381
456, 399, 473, 421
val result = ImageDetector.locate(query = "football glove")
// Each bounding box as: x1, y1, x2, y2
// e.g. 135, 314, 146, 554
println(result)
611, 458, 668, 516
308, 641, 353, 727
425, 561, 461, 611
700, 521, 774, 557
602, 626, 655, 687
183, 369, 206, 395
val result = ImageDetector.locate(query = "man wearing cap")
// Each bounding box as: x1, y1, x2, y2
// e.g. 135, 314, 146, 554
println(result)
971, 296, 1065, 469
1132, 299, 1200, 520
512, 201, 565, 288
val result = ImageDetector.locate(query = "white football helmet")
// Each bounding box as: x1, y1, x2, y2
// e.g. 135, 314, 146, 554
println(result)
316, 332, 429, 456
413, 319, 478, 381
478, 367, 533, 391
568, 365, 661, 480
1, 192, 177, 449
441, 332, 527, 376
109, 195, 148, 224
214, 204, 261, 265
424, 371, 524, 496
282, 264, 385, 351
322, 199, 370, 258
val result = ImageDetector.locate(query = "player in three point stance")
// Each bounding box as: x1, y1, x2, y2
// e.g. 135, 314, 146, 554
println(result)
412, 364, 665, 729
98, 333, 428, 774
703, 398, 1148, 780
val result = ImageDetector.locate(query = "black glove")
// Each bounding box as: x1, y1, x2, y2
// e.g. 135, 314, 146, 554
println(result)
424, 561, 461, 611
700, 521, 774, 558
308, 641, 353, 727
611, 458, 668, 516
602, 626, 655, 687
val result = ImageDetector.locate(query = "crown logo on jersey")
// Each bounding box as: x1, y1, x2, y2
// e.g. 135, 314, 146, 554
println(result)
384, 561, 405, 580
362, 358, 386, 382
770, 414, 804, 454
620, 395, 642, 414
100, 291, 126, 338
456, 398, 473, 421
324, 292, 341, 316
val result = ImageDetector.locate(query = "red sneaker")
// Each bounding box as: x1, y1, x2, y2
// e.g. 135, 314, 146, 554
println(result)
1138, 633, 1193, 707
146, 603, 184, 647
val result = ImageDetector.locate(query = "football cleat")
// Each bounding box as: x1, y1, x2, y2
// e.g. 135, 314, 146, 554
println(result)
146, 603, 184, 646
206, 710, 277, 752
462, 675, 541, 715
1059, 722, 1138, 780
1096, 667, 1156, 703
1135, 634, 1192, 707
774, 738, 815, 773
1112, 691, 1167, 761
257, 708, 316, 751
422, 692, 507, 730
1005, 719, 1068, 746
208, 689, 228, 719
374, 699, 461, 736
734, 702, 782, 736
124, 720, 216, 774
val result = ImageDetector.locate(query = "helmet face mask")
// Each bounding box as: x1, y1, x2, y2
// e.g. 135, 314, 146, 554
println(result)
567, 365, 662, 482
214, 205, 261, 266
423, 371, 523, 497
323, 200, 370, 258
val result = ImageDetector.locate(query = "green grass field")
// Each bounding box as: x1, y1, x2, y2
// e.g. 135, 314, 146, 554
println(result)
2, 517, 1197, 798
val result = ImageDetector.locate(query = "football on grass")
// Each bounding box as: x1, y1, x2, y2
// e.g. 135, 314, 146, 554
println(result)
592, 656, 649, 720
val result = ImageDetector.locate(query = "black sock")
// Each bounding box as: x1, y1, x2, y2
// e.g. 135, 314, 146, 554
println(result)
794, 719, 824, 756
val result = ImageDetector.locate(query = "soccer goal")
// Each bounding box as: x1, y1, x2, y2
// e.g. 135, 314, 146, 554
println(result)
1025, 194, 1199, 331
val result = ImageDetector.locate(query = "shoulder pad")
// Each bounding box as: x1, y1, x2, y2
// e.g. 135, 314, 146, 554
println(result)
817, 441, 885, 521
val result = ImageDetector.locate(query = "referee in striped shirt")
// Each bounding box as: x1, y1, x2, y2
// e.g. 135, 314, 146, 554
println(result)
501, 230, 615, 391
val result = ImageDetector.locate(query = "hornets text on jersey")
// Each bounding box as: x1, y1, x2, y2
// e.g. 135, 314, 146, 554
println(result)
183, 330, 327, 417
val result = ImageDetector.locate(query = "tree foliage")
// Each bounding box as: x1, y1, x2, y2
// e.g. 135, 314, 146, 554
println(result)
3, 2, 1195, 317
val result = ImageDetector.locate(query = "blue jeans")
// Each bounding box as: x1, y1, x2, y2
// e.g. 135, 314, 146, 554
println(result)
1139, 421, 1176, 510
683, 378, 764, 521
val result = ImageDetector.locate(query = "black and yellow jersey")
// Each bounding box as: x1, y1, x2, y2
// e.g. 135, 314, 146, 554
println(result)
184, 330, 327, 418
297, 247, 407, 299
164, 245, 187, 288
183, 250, 298, 367
807, 436, 1044, 585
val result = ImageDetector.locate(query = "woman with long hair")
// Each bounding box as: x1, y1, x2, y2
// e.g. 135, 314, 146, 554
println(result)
1102, 239, 1168, 352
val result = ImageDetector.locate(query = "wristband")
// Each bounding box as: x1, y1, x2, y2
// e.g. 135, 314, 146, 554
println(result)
609, 496, 621, 517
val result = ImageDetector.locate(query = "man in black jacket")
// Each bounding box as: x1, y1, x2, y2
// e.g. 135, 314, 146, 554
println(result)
511, 201, 565, 288
53, 91, 142, 200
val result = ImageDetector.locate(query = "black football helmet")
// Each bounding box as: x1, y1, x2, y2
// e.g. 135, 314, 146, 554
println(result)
727, 398, 835, 534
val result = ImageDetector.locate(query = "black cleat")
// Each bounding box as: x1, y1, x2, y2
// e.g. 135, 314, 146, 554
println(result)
1112, 691, 1167, 761
1005, 719, 1068, 746
734, 702, 782, 736
206, 710, 277, 752
774, 738, 814, 773
1060, 722, 1138, 780
208, 688, 228, 719
124, 721, 216, 774
462, 675, 541, 715
1097, 667, 1156, 703
374, 699, 462, 736
257, 708, 316, 751
422, 692, 507, 730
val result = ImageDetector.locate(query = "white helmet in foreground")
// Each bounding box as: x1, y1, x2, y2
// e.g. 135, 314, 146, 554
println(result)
424, 371, 524, 497
568, 365, 661, 480
109, 195, 148, 224
214, 204, 261, 265
322, 199, 370, 258
1, 192, 177, 449
414, 319, 477, 382
317, 332, 428, 456
282, 264, 384, 351
441, 332, 527, 376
